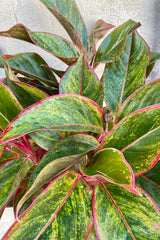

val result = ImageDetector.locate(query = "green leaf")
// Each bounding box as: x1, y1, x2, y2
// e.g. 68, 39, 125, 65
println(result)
0, 158, 33, 211
136, 162, 160, 209
87, 148, 135, 189
38, 179, 92, 240
0, 145, 17, 163
3, 171, 80, 239
13, 173, 32, 218
117, 79, 160, 122
87, 226, 97, 240
60, 54, 103, 107
136, 175, 160, 209
146, 52, 160, 78
0, 94, 103, 143
14, 77, 58, 96
3, 61, 49, 108
17, 134, 99, 211
94, 19, 140, 64
144, 160, 160, 184
89, 20, 114, 61
93, 183, 160, 239
40, 65, 65, 78
0, 82, 22, 129
102, 31, 150, 117
0, 53, 58, 86
0, 209, 4, 220
29, 130, 62, 150
0, 24, 80, 65
40, 0, 89, 52
103, 104, 160, 174
123, 127, 160, 176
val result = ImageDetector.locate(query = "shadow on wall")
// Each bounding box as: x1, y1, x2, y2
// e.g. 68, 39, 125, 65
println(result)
147, 0, 160, 82
153, 0, 160, 51
0, 48, 3, 56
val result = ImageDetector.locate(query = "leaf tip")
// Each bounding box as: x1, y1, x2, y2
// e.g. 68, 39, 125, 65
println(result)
125, 185, 142, 196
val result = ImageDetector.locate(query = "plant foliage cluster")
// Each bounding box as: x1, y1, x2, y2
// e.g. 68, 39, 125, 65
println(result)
0, 0, 160, 239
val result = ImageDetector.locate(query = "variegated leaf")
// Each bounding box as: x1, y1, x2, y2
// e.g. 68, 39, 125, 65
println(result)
94, 19, 140, 64
40, 0, 89, 52
0, 24, 80, 65
93, 183, 160, 239
103, 104, 160, 175
60, 54, 103, 107
102, 31, 150, 117
0, 94, 103, 144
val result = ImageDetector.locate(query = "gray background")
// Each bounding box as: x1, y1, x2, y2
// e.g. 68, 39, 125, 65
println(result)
0, 0, 160, 237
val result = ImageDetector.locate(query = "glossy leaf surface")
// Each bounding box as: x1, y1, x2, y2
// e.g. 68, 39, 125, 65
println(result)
2, 171, 80, 239
40, 0, 89, 52
37, 179, 92, 240
103, 105, 160, 174
102, 31, 150, 117
0, 24, 80, 65
88, 148, 134, 188
0, 158, 33, 211
0, 53, 57, 86
94, 19, 139, 64
18, 134, 99, 211
60, 54, 103, 107
0, 94, 103, 143
0, 82, 22, 129
93, 183, 160, 239
117, 79, 160, 122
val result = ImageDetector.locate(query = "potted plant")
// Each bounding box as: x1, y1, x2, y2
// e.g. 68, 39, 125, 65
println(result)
0, 0, 160, 239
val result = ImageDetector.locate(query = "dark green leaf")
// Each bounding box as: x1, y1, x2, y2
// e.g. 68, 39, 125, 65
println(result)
94, 19, 140, 64
3, 61, 49, 108
40, 0, 89, 52
136, 174, 160, 209
93, 183, 160, 239
146, 52, 160, 78
0, 94, 103, 143
0, 53, 58, 86
40, 64, 65, 78
0, 24, 80, 65
15, 77, 58, 96
0, 209, 4, 220
102, 31, 150, 117
60, 54, 103, 107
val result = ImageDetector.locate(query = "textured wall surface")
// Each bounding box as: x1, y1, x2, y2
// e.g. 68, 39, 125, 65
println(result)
0, 0, 160, 237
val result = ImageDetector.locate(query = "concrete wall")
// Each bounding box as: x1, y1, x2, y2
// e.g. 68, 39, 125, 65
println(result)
0, 0, 160, 237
